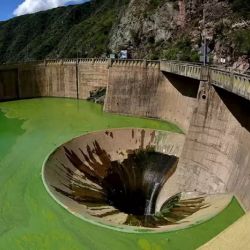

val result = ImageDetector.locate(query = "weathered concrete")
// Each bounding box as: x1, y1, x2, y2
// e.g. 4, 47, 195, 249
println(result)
199, 212, 250, 250
104, 60, 199, 132
161, 60, 250, 101
1, 58, 250, 212
78, 59, 108, 99
42, 127, 232, 232
45, 60, 77, 98
0, 67, 18, 101
0, 59, 109, 101
162, 83, 250, 209
210, 68, 250, 101
104, 60, 250, 210
160, 60, 203, 80
1, 59, 249, 102
18, 63, 46, 98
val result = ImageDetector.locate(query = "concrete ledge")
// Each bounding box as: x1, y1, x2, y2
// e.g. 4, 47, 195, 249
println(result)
199, 212, 250, 250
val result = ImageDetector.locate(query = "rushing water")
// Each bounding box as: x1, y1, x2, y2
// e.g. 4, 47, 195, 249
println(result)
0, 98, 245, 250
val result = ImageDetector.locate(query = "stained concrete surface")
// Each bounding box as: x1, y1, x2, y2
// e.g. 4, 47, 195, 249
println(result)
43, 128, 234, 231
0, 98, 244, 250
198, 212, 250, 250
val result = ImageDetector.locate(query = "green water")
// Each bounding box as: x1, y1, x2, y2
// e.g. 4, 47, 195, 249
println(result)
0, 98, 244, 250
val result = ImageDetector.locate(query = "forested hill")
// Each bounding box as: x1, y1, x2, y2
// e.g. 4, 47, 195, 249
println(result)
0, 0, 249, 66
0, 0, 128, 63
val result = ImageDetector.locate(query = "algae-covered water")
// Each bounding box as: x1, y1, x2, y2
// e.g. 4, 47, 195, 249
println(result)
0, 98, 244, 250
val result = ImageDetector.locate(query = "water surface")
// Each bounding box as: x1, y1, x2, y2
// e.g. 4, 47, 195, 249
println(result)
0, 98, 244, 250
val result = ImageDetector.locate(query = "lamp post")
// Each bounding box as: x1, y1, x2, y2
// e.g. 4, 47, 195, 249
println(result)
203, 0, 207, 65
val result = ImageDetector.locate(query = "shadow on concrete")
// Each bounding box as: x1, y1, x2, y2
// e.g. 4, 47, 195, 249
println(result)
162, 72, 200, 98
0, 68, 19, 102
215, 86, 250, 133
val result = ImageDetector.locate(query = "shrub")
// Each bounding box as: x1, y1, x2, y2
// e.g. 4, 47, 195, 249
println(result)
232, 29, 250, 55
229, 0, 250, 18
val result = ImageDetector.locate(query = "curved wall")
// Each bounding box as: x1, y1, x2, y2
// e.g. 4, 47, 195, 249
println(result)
104, 60, 199, 132
42, 128, 233, 232
175, 83, 250, 209
1, 60, 250, 210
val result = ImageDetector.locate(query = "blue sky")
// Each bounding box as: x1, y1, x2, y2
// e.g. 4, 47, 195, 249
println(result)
0, 0, 87, 21
0, 0, 22, 21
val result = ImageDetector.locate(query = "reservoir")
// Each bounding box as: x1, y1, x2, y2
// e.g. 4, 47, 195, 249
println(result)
0, 98, 244, 250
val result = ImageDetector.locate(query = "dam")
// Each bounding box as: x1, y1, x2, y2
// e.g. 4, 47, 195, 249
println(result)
0, 59, 250, 249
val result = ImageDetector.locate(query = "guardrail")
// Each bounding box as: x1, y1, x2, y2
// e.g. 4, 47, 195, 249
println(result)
160, 60, 250, 100
160, 60, 203, 80
1, 58, 249, 100
210, 68, 250, 100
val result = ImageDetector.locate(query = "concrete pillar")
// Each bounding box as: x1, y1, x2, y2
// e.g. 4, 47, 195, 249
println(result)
108, 58, 113, 68
201, 66, 209, 81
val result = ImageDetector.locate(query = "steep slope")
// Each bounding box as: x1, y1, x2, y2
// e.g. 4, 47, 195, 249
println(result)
0, 0, 249, 65
109, 0, 250, 65
0, 0, 128, 63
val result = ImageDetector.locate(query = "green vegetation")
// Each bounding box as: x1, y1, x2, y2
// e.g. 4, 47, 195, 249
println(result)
163, 37, 199, 62
0, 98, 245, 250
148, 0, 178, 10
0, 0, 249, 63
232, 29, 250, 56
229, 0, 250, 18
148, 0, 165, 9
0, 0, 128, 63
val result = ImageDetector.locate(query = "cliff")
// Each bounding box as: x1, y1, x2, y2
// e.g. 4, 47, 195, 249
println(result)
0, 0, 128, 63
110, 0, 250, 66
0, 0, 249, 66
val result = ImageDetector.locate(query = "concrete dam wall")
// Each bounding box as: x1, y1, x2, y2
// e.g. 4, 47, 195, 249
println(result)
1, 59, 250, 210
163, 83, 250, 209
0, 59, 108, 100
104, 60, 198, 132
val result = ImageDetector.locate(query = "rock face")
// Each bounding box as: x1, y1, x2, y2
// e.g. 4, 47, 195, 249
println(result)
0, 0, 248, 64
109, 0, 250, 65
109, 0, 179, 58
232, 55, 250, 73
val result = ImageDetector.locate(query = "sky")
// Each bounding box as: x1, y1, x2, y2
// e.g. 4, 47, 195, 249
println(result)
0, 0, 87, 21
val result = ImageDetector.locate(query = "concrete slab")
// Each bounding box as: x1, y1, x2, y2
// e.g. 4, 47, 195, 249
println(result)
199, 212, 250, 250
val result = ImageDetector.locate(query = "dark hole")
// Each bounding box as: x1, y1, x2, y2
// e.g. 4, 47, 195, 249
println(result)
55, 144, 182, 227
103, 151, 178, 216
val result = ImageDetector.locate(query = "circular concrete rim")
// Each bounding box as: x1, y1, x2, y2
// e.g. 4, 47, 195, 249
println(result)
41, 127, 233, 234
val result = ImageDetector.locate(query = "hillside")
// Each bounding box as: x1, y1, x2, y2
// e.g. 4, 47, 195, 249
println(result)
0, 0, 249, 66
110, 0, 250, 66
0, 0, 129, 63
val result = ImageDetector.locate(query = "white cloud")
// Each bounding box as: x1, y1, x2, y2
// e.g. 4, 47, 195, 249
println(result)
13, 0, 86, 16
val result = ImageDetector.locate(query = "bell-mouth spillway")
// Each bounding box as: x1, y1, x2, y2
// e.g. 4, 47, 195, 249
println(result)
42, 128, 233, 232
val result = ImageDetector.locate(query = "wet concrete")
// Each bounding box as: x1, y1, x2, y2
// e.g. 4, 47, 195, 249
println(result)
0, 98, 245, 249
43, 127, 235, 231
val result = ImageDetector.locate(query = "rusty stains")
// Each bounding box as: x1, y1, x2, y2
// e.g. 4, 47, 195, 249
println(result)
140, 129, 145, 149
150, 131, 156, 144
105, 131, 114, 139
52, 141, 209, 228
95, 209, 120, 218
